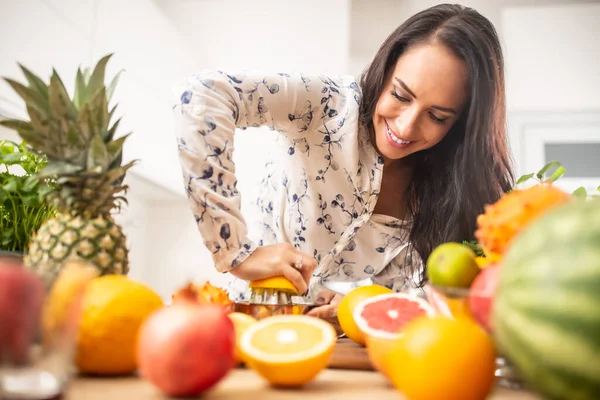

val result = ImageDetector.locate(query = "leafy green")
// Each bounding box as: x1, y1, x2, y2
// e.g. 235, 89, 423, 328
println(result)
462, 240, 485, 257
0, 140, 56, 252
517, 161, 566, 186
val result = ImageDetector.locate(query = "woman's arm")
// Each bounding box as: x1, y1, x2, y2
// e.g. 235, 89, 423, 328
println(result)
172, 70, 358, 272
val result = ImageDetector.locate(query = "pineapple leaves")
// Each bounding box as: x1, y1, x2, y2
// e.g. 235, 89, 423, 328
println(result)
38, 161, 82, 178
106, 133, 129, 162
3, 78, 49, 116
90, 87, 110, 137
87, 135, 110, 171
49, 69, 77, 121
18, 64, 49, 104
107, 69, 124, 103
73, 67, 87, 110
106, 117, 121, 141
86, 53, 114, 104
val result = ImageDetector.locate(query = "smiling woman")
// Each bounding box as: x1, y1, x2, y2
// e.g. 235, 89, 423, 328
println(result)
171, 4, 514, 316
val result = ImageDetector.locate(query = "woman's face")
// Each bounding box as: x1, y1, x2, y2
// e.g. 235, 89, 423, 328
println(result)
372, 43, 469, 164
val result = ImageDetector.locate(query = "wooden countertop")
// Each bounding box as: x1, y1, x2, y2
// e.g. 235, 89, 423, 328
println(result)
67, 368, 542, 400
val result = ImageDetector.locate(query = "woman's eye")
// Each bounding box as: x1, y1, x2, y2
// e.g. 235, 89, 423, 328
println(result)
429, 112, 447, 125
391, 90, 409, 103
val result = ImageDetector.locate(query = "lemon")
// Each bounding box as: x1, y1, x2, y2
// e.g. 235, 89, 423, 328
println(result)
76, 275, 163, 375
427, 242, 480, 288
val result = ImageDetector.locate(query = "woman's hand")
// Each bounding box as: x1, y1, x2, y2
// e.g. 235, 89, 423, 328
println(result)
228, 243, 317, 294
307, 289, 344, 335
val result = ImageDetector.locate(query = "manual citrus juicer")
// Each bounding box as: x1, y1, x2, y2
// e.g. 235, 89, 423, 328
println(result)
234, 276, 316, 320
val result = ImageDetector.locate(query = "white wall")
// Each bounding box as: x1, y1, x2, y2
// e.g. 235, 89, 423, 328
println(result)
503, 3, 600, 111
0, 0, 197, 196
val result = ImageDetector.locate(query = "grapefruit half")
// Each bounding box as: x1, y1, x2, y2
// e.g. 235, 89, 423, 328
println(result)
353, 293, 436, 341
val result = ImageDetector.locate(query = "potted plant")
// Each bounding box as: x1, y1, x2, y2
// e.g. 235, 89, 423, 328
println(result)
0, 139, 56, 256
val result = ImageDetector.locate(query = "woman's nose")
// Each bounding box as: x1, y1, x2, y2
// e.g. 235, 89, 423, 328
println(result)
393, 108, 419, 139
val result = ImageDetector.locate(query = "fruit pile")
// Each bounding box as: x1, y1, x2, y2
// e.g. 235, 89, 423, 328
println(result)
421, 165, 600, 400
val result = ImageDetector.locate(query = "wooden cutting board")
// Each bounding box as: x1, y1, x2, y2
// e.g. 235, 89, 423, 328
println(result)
327, 338, 374, 371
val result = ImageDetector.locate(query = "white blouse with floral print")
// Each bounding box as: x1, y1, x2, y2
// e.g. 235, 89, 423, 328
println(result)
172, 70, 423, 301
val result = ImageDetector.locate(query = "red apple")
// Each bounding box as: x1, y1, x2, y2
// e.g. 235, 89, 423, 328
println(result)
0, 260, 44, 365
468, 264, 500, 333
137, 302, 236, 397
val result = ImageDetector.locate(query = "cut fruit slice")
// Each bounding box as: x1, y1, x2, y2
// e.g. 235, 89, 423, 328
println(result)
353, 293, 436, 341
249, 276, 298, 294
227, 312, 257, 365
240, 315, 336, 387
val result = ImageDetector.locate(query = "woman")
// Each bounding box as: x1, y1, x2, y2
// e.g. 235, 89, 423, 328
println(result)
172, 4, 514, 319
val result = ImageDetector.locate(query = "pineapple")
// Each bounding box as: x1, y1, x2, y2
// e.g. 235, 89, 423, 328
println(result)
0, 54, 134, 286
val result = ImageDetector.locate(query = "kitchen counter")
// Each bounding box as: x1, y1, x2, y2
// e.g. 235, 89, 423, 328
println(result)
68, 368, 542, 399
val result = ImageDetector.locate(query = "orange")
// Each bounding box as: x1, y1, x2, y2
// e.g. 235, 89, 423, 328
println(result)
227, 312, 257, 365
240, 315, 336, 387
387, 316, 496, 400
249, 276, 299, 294
426, 242, 480, 288
76, 275, 164, 375
365, 335, 395, 379
337, 284, 393, 345
42, 260, 99, 348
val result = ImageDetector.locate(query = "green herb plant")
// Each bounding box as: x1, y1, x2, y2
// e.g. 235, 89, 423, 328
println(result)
0, 140, 56, 252
516, 160, 600, 199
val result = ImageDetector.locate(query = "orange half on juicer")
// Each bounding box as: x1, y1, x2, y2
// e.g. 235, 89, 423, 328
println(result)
234, 277, 316, 320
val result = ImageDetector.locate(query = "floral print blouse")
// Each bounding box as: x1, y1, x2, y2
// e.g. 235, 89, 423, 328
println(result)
172, 70, 423, 301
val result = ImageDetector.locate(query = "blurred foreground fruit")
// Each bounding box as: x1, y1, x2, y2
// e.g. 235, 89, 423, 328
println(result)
475, 183, 571, 260
494, 200, 600, 400
228, 312, 257, 365
427, 242, 480, 288
76, 275, 163, 375
172, 281, 233, 311
42, 260, 99, 348
337, 284, 393, 345
0, 259, 44, 365
468, 264, 500, 333
240, 315, 336, 387
137, 302, 236, 397
388, 317, 496, 400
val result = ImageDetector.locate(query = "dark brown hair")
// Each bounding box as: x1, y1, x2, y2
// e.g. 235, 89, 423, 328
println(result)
359, 4, 514, 286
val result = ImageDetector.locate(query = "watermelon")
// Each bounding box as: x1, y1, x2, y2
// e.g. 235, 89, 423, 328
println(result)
493, 199, 600, 400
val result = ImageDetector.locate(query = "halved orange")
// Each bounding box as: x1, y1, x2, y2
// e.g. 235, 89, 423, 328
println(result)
249, 277, 298, 294
228, 312, 257, 365
240, 315, 336, 387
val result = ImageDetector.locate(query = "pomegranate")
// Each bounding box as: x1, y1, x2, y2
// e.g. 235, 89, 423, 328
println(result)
468, 264, 500, 332
137, 302, 236, 396
0, 260, 44, 365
